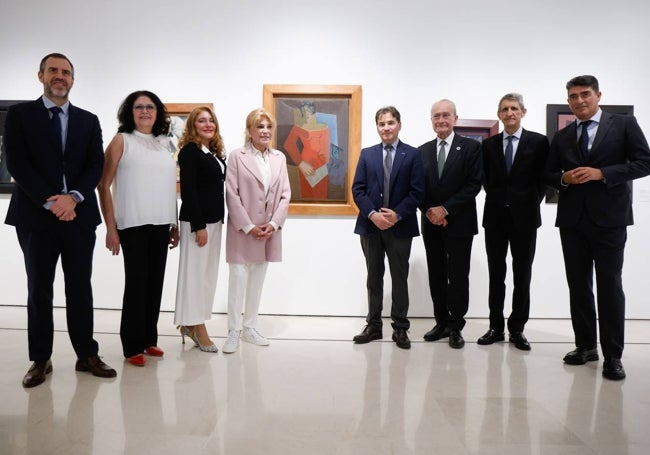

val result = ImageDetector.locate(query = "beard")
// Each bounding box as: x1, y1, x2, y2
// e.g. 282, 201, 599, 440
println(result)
45, 81, 70, 99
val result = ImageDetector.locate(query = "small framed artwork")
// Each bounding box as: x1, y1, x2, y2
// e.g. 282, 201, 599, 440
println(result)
0, 100, 30, 194
545, 104, 634, 203
454, 119, 499, 143
165, 103, 214, 192
263, 84, 362, 215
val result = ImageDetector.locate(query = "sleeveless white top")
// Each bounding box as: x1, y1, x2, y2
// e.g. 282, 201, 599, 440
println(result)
113, 131, 177, 230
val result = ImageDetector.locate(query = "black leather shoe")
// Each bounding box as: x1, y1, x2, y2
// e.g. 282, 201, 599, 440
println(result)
423, 325, 450, 342
602, 358, 626, 380
75, 355, 117, 378
509, 332, 531, 351
477, 329, 505, 345
22, 360, 52, 388
353, 325, 383, 344
392, 328, 411, 349
449, 330, 465, 349
563, 347, 599, 365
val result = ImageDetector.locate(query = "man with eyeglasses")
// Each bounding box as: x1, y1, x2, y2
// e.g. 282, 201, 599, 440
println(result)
4, 52, 116, 388
546, 75, 650, 380
419, 99, 482, 349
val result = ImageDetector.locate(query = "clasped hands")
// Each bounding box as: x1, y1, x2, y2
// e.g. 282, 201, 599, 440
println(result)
562, 167, 604, 185
370, 208, 398, 230
251, 223, 274, 240
426, 206, 448, 227
47, 194, 77, 221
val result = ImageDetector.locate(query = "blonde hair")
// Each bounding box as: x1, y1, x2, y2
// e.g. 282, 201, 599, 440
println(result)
244, 107, 276, 145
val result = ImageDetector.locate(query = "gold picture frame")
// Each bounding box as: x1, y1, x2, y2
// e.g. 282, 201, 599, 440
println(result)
263, 84, 361, 215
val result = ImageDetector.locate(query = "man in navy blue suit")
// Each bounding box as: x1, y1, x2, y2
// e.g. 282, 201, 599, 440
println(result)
352, 106, 424, 349
546, 75, 650, 380
4, 53, 116, 387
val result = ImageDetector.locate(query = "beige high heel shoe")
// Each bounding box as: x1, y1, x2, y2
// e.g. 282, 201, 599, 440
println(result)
177, 325, 218, 353
177, 325, 199, 347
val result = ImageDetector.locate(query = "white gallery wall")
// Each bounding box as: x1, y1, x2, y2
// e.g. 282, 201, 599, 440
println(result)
1, 0, 650, 318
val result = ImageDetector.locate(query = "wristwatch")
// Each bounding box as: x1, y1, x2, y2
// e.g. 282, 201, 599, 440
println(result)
70, 192, 83, 203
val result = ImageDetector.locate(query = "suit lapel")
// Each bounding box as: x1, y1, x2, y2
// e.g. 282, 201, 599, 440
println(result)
490, 132, 507, 175
37, 99, 63, 154
268, 148, 283, 187
591, 111, 613, 153
511, 130, 529, 173
390, 141, 406, 187
442, 135, 463, 176
239, 144, 265, 185
373, 145, 384, 190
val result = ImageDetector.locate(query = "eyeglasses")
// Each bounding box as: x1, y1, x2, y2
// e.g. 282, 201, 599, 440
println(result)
133, 104, 157, 112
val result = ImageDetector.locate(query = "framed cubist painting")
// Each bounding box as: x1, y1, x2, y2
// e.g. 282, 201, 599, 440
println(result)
263, 84, 362, 215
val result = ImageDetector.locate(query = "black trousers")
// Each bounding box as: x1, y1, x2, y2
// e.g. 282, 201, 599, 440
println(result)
422, 223, 473, 331
17, 223, 98, 362
118, 224, 170, 358
559, 217, 626, 359
360, 229, 412, 330
484, 211, 537, 334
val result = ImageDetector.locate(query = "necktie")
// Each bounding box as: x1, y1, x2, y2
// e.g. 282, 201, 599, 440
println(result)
505, 135, 514, 174
383, 144, 393, 207
50, 106, 63, 150
438, 140, 447, 177
579, 120, 592, 157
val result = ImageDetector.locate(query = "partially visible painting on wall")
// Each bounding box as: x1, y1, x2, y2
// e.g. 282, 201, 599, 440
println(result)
0, 100, 29, 194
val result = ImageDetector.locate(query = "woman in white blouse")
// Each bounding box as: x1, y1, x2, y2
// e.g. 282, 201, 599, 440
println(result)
98, 90, 179, 367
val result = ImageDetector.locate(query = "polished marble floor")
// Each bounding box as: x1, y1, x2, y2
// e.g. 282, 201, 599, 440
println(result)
1, 306, 649, 455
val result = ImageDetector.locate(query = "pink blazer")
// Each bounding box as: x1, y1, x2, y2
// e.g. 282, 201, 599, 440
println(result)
225, 143, 291, 263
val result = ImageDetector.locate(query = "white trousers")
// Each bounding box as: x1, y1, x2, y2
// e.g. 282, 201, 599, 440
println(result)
227, 262, 268, 331
174, 221, 222, 325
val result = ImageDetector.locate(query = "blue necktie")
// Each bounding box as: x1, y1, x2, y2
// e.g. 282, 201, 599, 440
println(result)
579, 120, 592, 158
50, 106, 63, 150
383, 144, 393, 207
505, 135, 514, 174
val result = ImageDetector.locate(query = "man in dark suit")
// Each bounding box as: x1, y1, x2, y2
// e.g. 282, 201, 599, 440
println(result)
478, 93, 549, 351
4, 53, 116, 388
419, 99, 482, 349
546, 75, 650, 380
352, 106, 424, 349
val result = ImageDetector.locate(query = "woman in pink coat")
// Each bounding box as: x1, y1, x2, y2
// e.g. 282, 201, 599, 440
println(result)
222, 108, 291, 354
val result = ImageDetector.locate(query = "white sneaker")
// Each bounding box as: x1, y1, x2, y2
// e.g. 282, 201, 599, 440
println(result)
222, 330, 241, 354
242, 327, 270, 346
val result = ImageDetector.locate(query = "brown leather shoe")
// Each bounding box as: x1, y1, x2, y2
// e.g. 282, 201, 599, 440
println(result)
392, 328, 411, 349
22, 360, 52, 388
353, 325, 383, 344
75, 355, 117, 378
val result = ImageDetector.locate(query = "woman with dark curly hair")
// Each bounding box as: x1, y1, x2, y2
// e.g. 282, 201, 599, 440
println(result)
174, 106, 226, 353
97, 90, 179, 367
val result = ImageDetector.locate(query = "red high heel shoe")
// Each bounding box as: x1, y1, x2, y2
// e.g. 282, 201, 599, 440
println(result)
126, 354, 146, 366
144, 346, 164, 357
